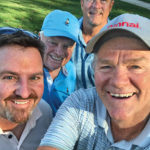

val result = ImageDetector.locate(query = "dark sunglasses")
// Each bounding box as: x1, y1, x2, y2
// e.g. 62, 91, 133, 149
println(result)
0, 27, 39, 39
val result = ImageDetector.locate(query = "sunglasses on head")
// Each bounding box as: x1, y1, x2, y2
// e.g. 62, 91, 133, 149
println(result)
0, 27, 39, 39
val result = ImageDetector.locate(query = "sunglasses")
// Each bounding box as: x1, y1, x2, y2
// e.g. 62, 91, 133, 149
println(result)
0, 27, 39, 39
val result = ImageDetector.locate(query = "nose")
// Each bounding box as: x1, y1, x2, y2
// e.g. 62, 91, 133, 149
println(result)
92, 0, 102, 8
55, 45, 64, 56
15, 79, 31, 99
110, 67, 129, 89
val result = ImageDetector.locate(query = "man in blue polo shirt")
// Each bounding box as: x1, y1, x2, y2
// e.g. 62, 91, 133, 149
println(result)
39, 10, 80, 116
72, 0, 114, 89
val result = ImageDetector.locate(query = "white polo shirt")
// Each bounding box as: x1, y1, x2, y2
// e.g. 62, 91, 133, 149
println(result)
0, 100, 52, 150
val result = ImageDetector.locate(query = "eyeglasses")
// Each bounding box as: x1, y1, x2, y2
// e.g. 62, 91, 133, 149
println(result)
0, 27, 39, 39
86, 0, 107, 4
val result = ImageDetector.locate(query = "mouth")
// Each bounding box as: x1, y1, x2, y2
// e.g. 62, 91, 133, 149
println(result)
89, 10, 103, 16
49, 54, 63, 62
14, 100, 30, 105
109, 92, 135, 99
8, 99, 34, 109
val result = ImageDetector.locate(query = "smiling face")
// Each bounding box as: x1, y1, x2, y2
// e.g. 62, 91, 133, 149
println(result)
81, 0, 114, 27
42, 36, 75, 72
94, 36, 150, 127
0, 45, 44, 124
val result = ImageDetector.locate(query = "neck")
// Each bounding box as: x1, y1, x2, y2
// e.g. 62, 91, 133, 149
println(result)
111, 117, 149, 142
11, 123, 26, 140
82, 20, 107, 43
0, 117, 26, 140
49, 68, 61, 80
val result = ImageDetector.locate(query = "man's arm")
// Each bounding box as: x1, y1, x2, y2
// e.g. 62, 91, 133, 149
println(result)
37, 146, 58, 150
37, 90, 82, 150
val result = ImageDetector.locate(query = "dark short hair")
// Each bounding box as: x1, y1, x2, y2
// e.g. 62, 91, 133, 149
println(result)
93, 29, 149, 54
0, 27, 45, 58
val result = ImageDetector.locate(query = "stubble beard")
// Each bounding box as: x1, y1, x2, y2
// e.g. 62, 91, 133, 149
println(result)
0, 103, 34, 124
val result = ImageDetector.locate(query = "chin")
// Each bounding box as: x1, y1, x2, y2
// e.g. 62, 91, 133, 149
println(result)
7, 109, 33, 124
109, 109, 130, 122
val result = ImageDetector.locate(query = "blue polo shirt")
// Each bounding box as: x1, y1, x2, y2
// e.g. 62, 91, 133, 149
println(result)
42, 60, 76, 116
40, 87, 150, 150
71, 17, 95, 89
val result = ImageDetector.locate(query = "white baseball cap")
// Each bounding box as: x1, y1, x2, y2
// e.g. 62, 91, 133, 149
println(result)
86, 13, 150, 53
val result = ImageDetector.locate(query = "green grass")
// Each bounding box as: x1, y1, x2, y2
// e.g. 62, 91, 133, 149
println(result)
0, 0, 81, 33
110, 0, 150, 19
0, 0, 149, 33
140, 0, 150, 3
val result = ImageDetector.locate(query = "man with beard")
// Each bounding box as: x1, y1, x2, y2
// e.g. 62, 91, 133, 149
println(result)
37, 14, 150, 150
39, 10, 80, 116
0, 27, 52, 150
72, 0, 114, 89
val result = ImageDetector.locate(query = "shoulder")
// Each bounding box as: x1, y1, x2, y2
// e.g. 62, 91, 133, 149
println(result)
37, 99, 53, 119
71, 87, 97, 101
61, 87, 98, 110
63, 61, 76, 80
78, 17, 83, 27
65, 61, 75, 71
35, 100, 53, 134
22, 100, 53, 150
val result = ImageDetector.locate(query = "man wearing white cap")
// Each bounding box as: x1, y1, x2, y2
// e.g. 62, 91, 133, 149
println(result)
39, 10, 80, 116
37, 14, 150, 150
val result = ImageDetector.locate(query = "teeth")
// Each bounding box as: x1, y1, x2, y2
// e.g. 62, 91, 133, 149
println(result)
14, 101, 29, 104
51, 55, 62, 61
110, 93, 133, 98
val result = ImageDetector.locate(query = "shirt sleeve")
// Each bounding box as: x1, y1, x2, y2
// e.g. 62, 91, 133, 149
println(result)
39, 92, 81, 150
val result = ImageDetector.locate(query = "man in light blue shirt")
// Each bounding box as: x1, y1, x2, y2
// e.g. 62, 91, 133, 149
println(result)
72, 0, 114, 89
37, 14, 150, 150
39, 10, 80, 116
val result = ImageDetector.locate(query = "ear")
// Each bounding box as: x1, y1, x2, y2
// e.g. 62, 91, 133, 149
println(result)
109, 0, 114, 12
38, 31, 41, 40
39, 31, 44, 41
81, 0, 84, 11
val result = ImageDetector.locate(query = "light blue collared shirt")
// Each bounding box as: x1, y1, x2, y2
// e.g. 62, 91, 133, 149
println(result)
71, 17, 95, 89
43, 61, 76, 116
40, 87, 150, 150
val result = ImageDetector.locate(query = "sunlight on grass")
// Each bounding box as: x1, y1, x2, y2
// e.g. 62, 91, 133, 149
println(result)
0, 0, 149, 33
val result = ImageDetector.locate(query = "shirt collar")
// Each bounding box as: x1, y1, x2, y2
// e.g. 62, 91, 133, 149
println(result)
17, 103, 42, 147
62, 66, 68, 76
44, 66, 68, 77
78, 17, 86, 47
0, 102, 42, 148
132, 118, 150, 147
25, 102, 42, 129
96, 94, 108, 130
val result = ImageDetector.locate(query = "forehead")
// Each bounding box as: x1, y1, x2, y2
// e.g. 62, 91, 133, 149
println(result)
82, 0, 112, 3
96, 37, 150, 59
81, 0, 113, 4
0, 45, 43, 72
45, 36, 74, 44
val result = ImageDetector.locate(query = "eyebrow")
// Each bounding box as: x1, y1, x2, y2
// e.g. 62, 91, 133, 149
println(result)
46, 37, 74, 45
97, 57, 147, 64
97, 59, 112, 64
123, 57, 147, 64
0, 71, 43, 76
